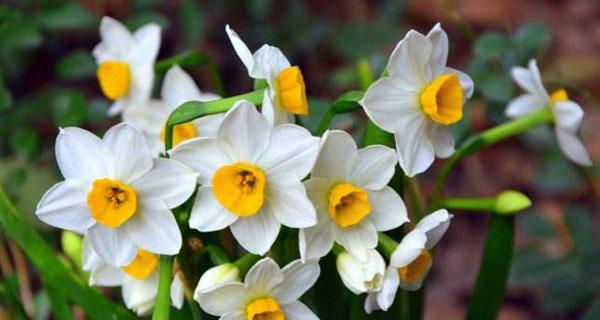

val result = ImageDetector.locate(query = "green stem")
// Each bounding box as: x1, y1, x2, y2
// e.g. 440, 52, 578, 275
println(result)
232, 254, 261, 277
432, 107, 553, 206
356, 59, 375, 91
465, 215, 515, 320
442, 197, 496, 212
405, 176, 425, 222
377, 233, 398, 259
314, 90, 363, 136
315, 111, 335, 136
152, 256, 173, 320
164, 89, 265, 151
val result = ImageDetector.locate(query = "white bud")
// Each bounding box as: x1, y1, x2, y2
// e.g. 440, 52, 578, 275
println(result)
194, 263, 241, 299
336, 249, 386, 295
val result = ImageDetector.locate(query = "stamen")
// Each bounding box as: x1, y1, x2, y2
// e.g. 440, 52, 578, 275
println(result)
212, 163, 267, 217
87, 179, 138, 228
328, 183, 371, 228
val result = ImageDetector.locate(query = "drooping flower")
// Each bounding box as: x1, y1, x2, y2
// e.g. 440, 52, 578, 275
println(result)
300, 130, 408, 262
82, 238, 184, 316
195, 263, 241, 295
226, 25, 309, 126
506, 59, 592, 166
196, 257, 320, 320
93, 16, 161, 116
373, 209, 452, 312
36, 123, 197, 265
123, 65, 222, 154
360, 23, 474, 177
170, 100, 319, 254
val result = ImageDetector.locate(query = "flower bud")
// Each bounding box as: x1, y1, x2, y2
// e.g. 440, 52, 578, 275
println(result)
61, 231, 83, 269
495, 190, 531, 215
194, 263, 241, 298
336, 249, 386, 295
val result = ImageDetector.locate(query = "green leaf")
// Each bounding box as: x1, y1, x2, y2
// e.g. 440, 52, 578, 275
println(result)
50, 89, 87, 127
178, 0, 205, 45
564, 206, 597, 254
0, 187, 138, 320
536, 151, 582, 192
0, 69, 12, 111
9, 127, 39, 157
314, 90, 363, 136
34, 3, 94, 31
519, 210, 555, 239
56, 50, 96, 80
155, 51, 224, 96
479, 73, 514, 104
581, 298, 600, 320
0, 21, 43, 52
513, 23, 551, 63
473, 32, 511, 60
126, 11, 169, 30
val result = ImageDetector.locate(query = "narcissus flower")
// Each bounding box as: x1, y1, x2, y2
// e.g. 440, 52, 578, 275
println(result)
226, 25, 309, 126
82, 239, 184, 316
195, 263, 241, 295
35, 123, 197, 265
93, 16, 161, 115
124, 65, 222, 153
374, 209, 452, 312
506, 59, 592, 166
196, 257, 320, 320
360, 23, 474, 177
300, 130, 408, 262
171, 101, 319, 254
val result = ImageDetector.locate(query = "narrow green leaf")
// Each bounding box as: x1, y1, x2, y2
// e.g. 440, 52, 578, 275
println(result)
314, 90, 363, 136
155, 51, 224, 96
0, 187, 138, 320
44, 283, 73, 320
466, 215, 514, 320
56, 50, 96, 80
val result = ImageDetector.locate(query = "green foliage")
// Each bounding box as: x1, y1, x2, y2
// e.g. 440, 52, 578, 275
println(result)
56, 50, 96, 80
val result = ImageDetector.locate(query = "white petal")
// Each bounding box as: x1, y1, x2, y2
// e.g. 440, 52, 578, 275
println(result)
365, 292, 380, 314
253, 44, 291, 79
261, 89, 277, 126
389, 229, 427, 268
281, 301, 319, 320
130, 23, 161, 64
505, 94, 546, 118
225, 25, 257, 77
333, 220, 378, 262
102, 123, 153, 182
126, 199, 182, 255
272, 260, 320, 304
393, 113, 435, 177
376, 268, 399, 311
266, 173, 317, 228
311, 130, 356, 181
230, 210, 280, 255
170, 137, 234, 185
415, 209, 452, 249
221, 310, 246, 320
95, 16, 133, 59
348, 145, 396, 190
336, 250, 385, 294
125, 62, 154, 112
511, 60, 548, 98
387, 29, 433, 90
170, 273, 185, 309
131, 158, 197, 208
188, 186, 238, 232
367, 186, 409, 231
445, 67, 474, 99
360, 77, 421, 133
89, 261, 125, 287
55, 127, 109, 184
162, 65, 203, 108
87, 224, 137, 266
257, 124, 319, 178
556, 128, 592, 166
428, 124, 455, 158
553, 101, 584, 132
426, 23, 448, 76
35, 180, 94, 233
303, 177, 330, 208
218, 100, 270, 162
197, 282, 249, 316
82, 236, 100, 271
193, 113, 225, 138
244, 257, 284, 293
122, 274, 158, 311
299, 216, 335, 261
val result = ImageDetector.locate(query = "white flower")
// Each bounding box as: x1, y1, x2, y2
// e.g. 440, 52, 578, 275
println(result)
170, 100, 319, 255
196, 257, 320, 320
123, 65, 222, 154
35, 123, 197, 265
360, 23, 474, 177
373, 209, 452, 312
82, 237, 184, 316
226, 25, 309, 126
506, 59, 592, 166
300, 130, 408, 262
195, 263, 241, 294
92, 16, 161, 116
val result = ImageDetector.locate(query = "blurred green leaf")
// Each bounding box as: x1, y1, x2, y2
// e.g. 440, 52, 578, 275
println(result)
126, 11, 169, 30
33, 290, 51, 320
50, 89, 87, 127
9, 127, 39, 157
536, 151, 582, 192
474, 32, 511, 60
34, 3, 94, 31
56, 50, 96, 80
178, 0, 205, 45
513, 23, 551, 63
0, 21, 43, 52
564, 206, 597, 254
0, 275, 28, 319
581, 298, 600, 320
0, 69, 12, 111
479, 73, 514, 104
519, 210, 556, 239
85, 98, 110, 124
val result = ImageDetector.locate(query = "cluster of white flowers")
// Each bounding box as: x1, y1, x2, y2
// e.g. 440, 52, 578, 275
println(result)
35, 17, 592, 318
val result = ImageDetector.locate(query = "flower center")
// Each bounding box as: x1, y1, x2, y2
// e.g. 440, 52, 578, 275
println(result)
550, 88, 568, 103
276, 66, 308, 115
160, 122, 198, 147
96, 61, 131, 100
397, 249, 432, 283
87, 178, 137, 227
364, 273, 383, 292
246, 297, 284, 320
121, 249, 158, 280
212, 163, 266, 217
327, 183, 371, 228
419, 73, 464, 125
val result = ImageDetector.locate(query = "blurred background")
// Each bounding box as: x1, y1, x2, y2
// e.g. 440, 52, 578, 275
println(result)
0, 0, 598, 319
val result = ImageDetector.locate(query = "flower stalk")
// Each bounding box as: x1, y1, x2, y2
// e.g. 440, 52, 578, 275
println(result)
152, 255, 173, 320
